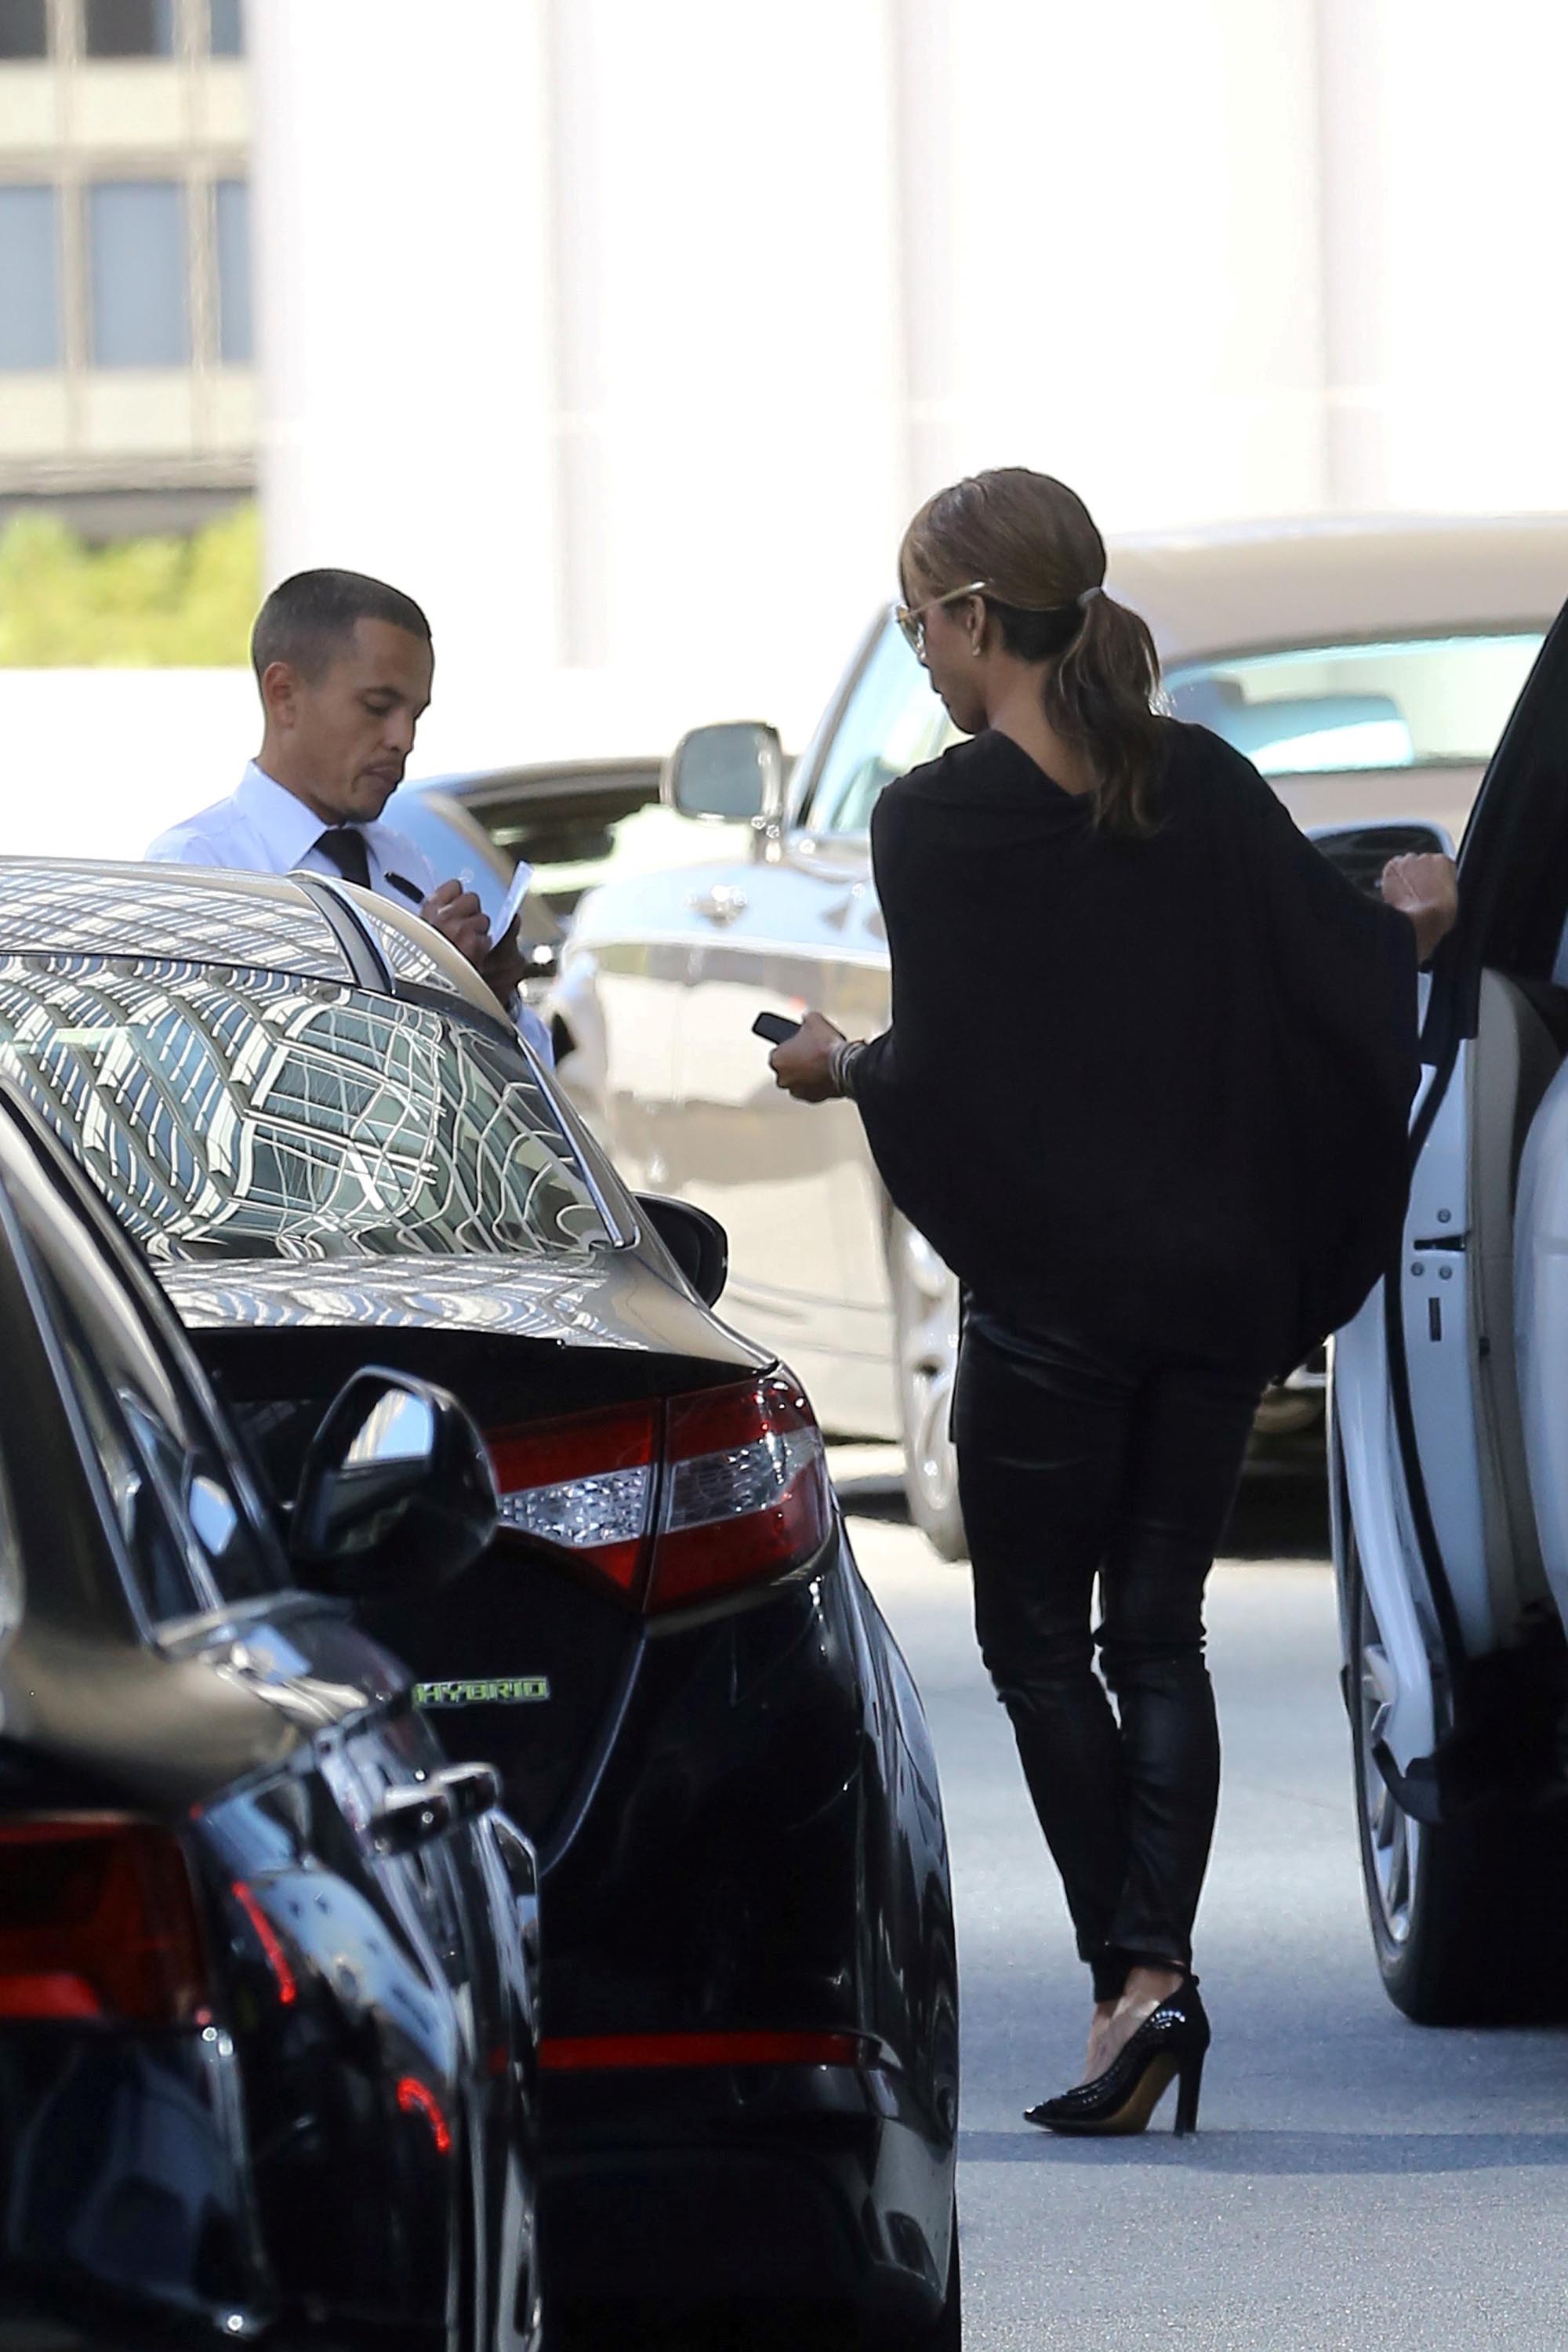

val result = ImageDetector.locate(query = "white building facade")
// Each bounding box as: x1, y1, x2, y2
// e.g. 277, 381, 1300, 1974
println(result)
0, 0, 254, 537
251, 0, 1568, 773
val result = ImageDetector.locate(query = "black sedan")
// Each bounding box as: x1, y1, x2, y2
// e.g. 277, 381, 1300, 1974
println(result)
0, 1080, 543, 2350
0, 858, 960, 2347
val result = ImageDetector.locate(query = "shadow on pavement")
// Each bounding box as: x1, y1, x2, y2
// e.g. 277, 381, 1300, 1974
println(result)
958, 2125, 1568, 2172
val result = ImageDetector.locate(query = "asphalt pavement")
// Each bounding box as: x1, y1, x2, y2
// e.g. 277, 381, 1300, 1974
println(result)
834, 1446, 1568, 2352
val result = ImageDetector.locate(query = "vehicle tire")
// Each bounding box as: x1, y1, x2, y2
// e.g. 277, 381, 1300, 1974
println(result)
888, 1211, 967, 1562
1348, 1542, 1568, 2023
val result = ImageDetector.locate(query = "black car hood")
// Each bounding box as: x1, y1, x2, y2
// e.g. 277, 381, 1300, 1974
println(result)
155, 1248, 766, 1368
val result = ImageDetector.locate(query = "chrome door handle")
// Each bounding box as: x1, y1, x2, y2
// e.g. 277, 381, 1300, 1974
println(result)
371, 1761, 499, 1854
688, 884, 748, 926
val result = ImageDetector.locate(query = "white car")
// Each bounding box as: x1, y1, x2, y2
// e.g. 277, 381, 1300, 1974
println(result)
551, 515, 1568, 1557
1333, 588, 1568, 2020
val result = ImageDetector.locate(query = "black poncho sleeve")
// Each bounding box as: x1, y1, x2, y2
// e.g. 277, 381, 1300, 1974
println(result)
1231, 760, 1422, 1370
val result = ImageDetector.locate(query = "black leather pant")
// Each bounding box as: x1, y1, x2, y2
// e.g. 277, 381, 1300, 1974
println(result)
954, 1307, 1264, 2002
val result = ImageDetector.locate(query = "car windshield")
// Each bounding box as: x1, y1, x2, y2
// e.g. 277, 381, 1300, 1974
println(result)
0, 960, 615, 1264
1164, 633, 1544, 776
802, 623, 958, 837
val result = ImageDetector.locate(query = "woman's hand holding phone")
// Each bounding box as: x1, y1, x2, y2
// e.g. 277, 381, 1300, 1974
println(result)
765, 1007, 848, 1101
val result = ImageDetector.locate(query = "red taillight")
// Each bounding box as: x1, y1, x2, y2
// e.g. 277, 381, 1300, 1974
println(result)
488, 1399, 659, 1592
486, 1371, 833, 1614
539, 2029, 870, 2073
396, 2073, 453, 2153
230, 1880, 297, 2006
0, 1817, 210, 2027
652, 1374, 833, 1613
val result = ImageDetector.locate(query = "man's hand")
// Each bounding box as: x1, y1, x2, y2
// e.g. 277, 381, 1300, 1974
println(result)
770, 1008, 846, 1102
1380, 852, 1459, 967
420, 879, 492, 971
478, 916, 530, 1014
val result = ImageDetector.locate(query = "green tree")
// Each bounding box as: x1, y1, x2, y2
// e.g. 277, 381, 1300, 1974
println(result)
0, 503, 260, 666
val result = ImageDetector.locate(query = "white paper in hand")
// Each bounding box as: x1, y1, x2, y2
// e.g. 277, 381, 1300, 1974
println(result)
494, 860, 535, 940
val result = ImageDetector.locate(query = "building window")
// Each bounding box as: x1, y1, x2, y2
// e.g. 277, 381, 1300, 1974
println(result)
0, 187, 60, 368
0, 0, 49, 58
215, 179, 251, 362
89, 182, 188, 365
208, 0, 243, 56
83, 0, 176, 57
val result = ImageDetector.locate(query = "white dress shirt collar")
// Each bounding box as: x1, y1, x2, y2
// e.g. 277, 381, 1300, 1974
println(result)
235, 760, 339, 873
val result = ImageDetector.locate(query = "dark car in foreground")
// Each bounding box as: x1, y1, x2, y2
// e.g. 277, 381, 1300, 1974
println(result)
0, 858, 960, 2346
0, 1082, 542, 2350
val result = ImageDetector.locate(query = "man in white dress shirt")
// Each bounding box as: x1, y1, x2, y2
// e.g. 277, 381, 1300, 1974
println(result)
146, 568, 551, 1062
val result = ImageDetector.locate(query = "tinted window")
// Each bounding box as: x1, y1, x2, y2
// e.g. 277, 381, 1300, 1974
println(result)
0, 1, 48, 57
84, 0, 175, 54
215, 178, 252, 362
89, 182, 188, 365
5, 1140, 285, 1620
0, 187, 60, 368
802, 619, 957, 836
208, 0, 243, 53
0, 964, 615, 1263
1165, 635, 1544, 778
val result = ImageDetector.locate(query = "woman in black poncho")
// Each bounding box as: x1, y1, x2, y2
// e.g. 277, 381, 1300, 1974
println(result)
770, 468, 1457, 2137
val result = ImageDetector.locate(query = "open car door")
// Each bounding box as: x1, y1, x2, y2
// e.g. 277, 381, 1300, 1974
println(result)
1331, 593, 1568, 2023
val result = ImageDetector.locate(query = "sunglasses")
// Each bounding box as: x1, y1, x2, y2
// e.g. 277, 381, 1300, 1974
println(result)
894, 580, 989, 655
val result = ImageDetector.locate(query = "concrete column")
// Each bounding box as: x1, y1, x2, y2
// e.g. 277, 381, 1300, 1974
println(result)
533, 0, 909, 742
250, 0, 561, 768
1316, 0, 1568, 513
891, 0, 1328, 534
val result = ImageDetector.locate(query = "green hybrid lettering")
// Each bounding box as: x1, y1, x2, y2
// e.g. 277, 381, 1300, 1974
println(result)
414, 1675, 552, 1709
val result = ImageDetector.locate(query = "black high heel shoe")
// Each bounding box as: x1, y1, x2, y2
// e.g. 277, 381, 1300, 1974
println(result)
1024, 1974, 1209, 2138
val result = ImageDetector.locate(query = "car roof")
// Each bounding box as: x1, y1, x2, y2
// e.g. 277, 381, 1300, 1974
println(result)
0, 857, 503, 1024
1104, 513, 1568, 665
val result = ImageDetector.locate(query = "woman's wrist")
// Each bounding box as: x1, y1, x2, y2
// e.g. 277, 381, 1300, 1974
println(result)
829, 1039, 867, 1098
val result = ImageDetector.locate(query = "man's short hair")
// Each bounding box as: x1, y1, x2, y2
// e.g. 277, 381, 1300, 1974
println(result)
251, 568, 433, 684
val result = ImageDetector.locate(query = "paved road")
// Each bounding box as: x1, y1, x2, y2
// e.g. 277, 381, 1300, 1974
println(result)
836, 1449, 1568, 2352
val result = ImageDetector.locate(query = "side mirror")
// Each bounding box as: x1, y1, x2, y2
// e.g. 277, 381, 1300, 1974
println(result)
1306, 819, 1456, 898
636, 1192, 729, 1307
290, 1370, 497, 1599
663, 722, 784, 826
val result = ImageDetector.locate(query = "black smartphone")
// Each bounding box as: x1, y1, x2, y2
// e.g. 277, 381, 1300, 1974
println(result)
751, 1012, 801, 1046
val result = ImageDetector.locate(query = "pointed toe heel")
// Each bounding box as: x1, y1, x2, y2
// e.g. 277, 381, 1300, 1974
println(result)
1025, 1973, 1210, 2139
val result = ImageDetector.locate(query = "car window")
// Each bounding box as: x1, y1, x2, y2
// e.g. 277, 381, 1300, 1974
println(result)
800, 619, 959, 837
0, 960, 617, 1265
393, 777, 735, 931
1165, 634, 1543, 778
3, 1134, 286, 1621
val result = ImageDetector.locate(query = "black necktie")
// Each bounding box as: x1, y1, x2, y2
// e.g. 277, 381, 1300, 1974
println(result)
313, 826, 372, 889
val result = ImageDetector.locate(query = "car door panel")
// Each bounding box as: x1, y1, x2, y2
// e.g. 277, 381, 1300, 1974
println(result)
667, 846, 899, 1433
560, 867, 710, 1190
1337, 596, 1568, 1779
674, 851, 871, 1333
1333, 1283, 1438, 1772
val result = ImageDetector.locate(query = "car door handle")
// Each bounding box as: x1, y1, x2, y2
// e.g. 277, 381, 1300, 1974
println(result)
688, 884, 748, 926
371, 1762, 500, 1854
